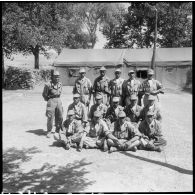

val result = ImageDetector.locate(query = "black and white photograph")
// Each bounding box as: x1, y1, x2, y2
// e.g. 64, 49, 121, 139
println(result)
2, 1, 192, 193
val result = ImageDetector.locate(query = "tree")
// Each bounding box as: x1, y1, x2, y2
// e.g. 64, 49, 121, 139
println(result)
103, 2, 192, 48
2, 3, 90, 69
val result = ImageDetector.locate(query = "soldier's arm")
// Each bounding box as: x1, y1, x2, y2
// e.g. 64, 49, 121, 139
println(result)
82, 104, 88, 124
150, 81, 164, 95
42, 84, 49, 101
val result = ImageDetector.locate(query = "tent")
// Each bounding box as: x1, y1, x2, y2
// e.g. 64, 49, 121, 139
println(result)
54, 49, 126, 85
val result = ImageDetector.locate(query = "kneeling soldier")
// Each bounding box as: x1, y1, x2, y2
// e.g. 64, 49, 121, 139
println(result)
124, 94, 142, 127
81, 111, 111, 151
138, 110, 167, 152
53, 110, 84, 150
107, 111, 142, 153
105, 96, 124, 128
88, 94, 107, 120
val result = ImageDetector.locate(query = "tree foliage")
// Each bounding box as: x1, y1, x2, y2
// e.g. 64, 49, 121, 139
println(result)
103, 2, 192, 48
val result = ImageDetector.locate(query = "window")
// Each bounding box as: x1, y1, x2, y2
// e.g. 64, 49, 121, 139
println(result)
136, 70, 147, 79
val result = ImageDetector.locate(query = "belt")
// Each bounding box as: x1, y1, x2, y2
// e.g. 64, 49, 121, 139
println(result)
49, 95, 60, 99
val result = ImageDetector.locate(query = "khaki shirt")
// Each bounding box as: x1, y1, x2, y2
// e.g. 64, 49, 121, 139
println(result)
85, 119, 110, 138
122, 79, 141, 97
67, 102, 87, 122
138, 119, 163, 140
63, 119, 83, 136
93, 76, 110, 94
112, 120, 141, 140
42, 81, 62, 101
124, 104, 142, 123
109, 77, 124, 97
88, 103, 107, 119
73, 77, 92, 95
105, 105, 124, 123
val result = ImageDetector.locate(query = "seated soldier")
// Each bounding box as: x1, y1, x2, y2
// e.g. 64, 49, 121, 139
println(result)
107, 111, 142, 153
140, 95, 162, 122
81, 111, 111, 152
67, 93, 88, 127
138, 110, 167, 152
105, 96, 124, 128
88, 94, 107, 120
53, 110, 84, 150
124, 94, 142, 127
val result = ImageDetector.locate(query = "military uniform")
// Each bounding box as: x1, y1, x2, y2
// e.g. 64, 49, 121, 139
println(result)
42, 78, 63, 133
109, 77, 124, 105
93, 69, 110, 105
122, 78, 141, 107
67, 101, 87, 123
73, 73, 92, 107
88, 103, 107, 120
138, 117, 167, 151
140, 103, 162, 122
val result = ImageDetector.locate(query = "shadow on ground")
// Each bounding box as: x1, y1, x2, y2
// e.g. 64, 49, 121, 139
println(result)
120, 151, 193, 175
26, 129, 46, 136
3, 147, 95, 193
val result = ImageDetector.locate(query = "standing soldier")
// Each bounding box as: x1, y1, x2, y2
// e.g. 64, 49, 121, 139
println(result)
42, 71, 63, 138
73, 68, 92, 111
88, 94, 107, 120
93, 66, 110, 106
109, 68, 124, 105
122, 70, 141, 107
139, 69, 164, 107
67, 93, 88, 128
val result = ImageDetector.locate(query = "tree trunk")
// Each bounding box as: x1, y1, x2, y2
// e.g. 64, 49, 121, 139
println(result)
33, 45, 39, 69
2, 52, 5, 88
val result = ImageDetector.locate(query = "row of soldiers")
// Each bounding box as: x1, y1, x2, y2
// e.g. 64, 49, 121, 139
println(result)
42, 67, 166, 153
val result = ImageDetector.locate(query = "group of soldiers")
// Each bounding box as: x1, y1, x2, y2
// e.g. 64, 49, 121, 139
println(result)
42, 66, 167, 153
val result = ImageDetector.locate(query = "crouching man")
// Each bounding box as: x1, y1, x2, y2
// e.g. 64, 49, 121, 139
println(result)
138, 110, 167, 152
81, 111, 111, 152
53, 110, 84, 150
107, 111, 142, 153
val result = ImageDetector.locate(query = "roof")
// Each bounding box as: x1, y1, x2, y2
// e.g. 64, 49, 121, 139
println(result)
54, 49, 126, 67
124, 47, 192, 66
54, 47, 192, 67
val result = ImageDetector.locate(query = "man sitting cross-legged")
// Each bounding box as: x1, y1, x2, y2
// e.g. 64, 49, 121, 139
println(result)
107, 111, 142, 153
138, 110, 167, 152
53, 110, 85, 150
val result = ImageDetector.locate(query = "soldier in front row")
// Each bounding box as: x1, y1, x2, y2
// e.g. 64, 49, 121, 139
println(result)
67, 93, 88, 128
42, 71, 63, 138
122, 69, 141, 107
73, 68, 92, 110
93, 66, 110, 106
138, 110, 167, 152
109, 68, 124, 105
139, 69, 164, 107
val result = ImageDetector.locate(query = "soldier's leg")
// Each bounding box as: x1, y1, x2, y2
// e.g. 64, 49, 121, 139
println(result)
55, 99, 63, 133
125, 97, 131, 107
123, 139, 141, 151
107, 139, 117, 147
83, 137, 98, 148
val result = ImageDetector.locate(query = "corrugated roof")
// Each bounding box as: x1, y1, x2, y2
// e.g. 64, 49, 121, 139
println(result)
54, 49, 126, 67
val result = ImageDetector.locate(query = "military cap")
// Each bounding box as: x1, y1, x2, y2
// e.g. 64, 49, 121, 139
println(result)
95, 94, 103, 99
147, 69, 154, 75
112, 96, 120, 102
53, 70, 60, 76
100, 66, 106, 71
73, 93, 80, 98
130, 94, 137, 100
118, 111, 126, 118
94, 111, 101, 118
67, 110, 75, 116
146, 110, 155, 116
148, 95, 155, 101
79, 68, 86, 73
128, 70, 135, 74
115, 68, 121, 73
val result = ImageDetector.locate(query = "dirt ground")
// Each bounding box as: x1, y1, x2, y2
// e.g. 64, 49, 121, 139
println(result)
3, 85, 193, 193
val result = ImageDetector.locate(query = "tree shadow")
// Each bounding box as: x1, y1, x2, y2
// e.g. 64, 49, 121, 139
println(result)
26, 129, 46, 136
119, 151, 193, 175
3, 147, 95, 193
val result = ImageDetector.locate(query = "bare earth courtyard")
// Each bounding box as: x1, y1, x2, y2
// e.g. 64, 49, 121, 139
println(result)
3, 85, 193, 193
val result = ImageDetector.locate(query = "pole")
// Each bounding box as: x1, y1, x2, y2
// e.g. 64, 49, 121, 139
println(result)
151, 8, 157, 79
